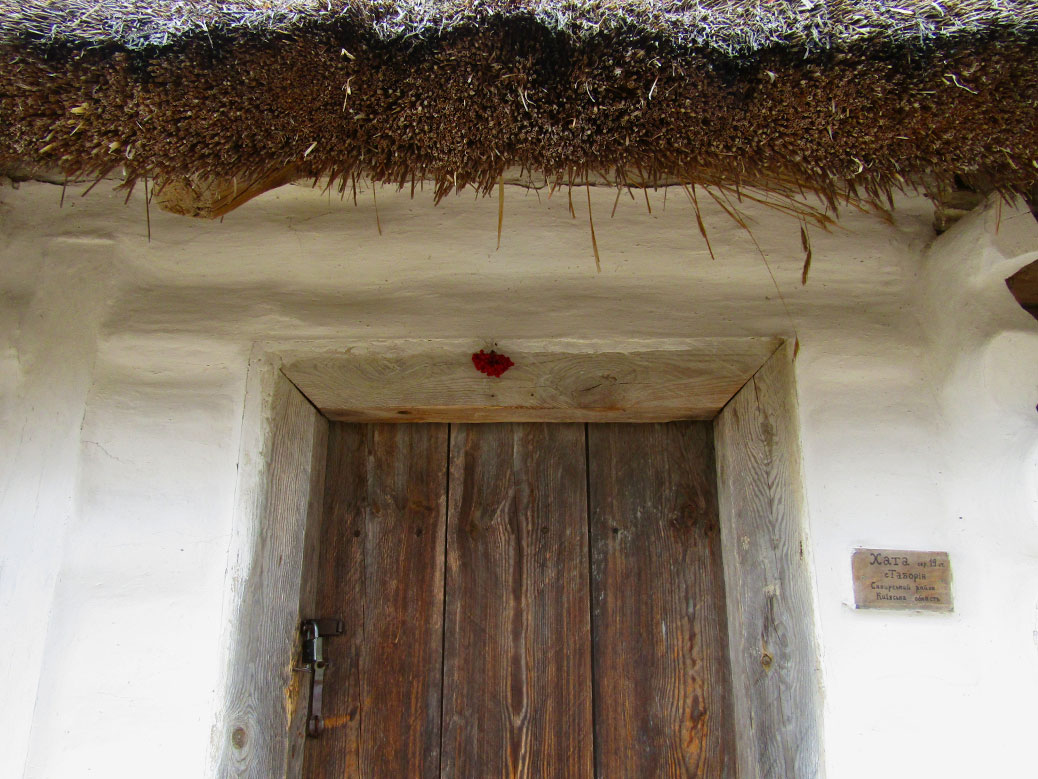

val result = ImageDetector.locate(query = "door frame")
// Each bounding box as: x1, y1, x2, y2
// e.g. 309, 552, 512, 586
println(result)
213, 338, 823, 778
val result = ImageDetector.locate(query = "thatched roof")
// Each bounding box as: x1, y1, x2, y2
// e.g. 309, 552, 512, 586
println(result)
3, 1, 1038, 210
7, 0, 1036, 52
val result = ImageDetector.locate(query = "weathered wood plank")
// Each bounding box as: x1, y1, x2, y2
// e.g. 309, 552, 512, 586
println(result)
588, 422, 736, 778
218, 372, 326, 779
302, 424, 448, 779
713, 341, 824, 779
283, 340, 780, 423
1006, 257, 1038, 322
302, 424, 366, 779
286, 414, 328, 779
155, 166, 298, 219
441, 423, 593, 778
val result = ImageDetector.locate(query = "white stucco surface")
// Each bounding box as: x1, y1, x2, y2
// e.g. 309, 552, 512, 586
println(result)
0, 181, 1035, 777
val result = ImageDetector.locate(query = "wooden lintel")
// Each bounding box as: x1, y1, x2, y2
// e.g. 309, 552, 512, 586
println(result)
155, 165, 298, 219
282, 339, 782, 423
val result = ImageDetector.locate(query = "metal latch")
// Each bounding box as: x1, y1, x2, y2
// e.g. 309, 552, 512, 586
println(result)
300, 618, 345, 738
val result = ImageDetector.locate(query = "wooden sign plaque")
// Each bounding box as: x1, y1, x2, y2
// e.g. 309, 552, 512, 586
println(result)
851, 548, 953, 612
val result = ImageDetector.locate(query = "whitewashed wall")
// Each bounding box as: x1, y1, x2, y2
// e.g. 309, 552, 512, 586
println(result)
1, 181, 1035, 778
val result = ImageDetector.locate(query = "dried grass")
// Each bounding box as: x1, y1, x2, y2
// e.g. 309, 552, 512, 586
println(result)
3, 0, 1037, 54
1, 2, 1037, 215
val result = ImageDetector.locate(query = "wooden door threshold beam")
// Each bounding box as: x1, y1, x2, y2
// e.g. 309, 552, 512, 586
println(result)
281, 337, 782, 423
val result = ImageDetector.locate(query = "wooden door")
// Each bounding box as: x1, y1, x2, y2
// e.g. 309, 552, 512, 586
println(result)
303, 422, 735, 778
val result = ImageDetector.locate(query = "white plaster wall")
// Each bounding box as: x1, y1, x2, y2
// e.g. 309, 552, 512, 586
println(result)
0, 180, 1035, 778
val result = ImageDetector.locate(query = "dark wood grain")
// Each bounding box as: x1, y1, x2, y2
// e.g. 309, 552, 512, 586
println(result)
440, 423, 594, 779
303, 423, 448, 779
1006, 257, 1038, 322
714, 341, 824, 779
588, 422, 736, 778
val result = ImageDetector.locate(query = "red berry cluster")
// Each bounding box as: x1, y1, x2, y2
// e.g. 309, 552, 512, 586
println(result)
471, 349, 514, 377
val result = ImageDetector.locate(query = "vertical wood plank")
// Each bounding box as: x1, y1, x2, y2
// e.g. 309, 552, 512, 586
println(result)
218, 373, 326, 779
286, 414, 328, 778
588, 422, 736, 778
304, 423, 366, 779
714, 342, 824, 778
441, 423, 593, 779
303, 423, 448, 779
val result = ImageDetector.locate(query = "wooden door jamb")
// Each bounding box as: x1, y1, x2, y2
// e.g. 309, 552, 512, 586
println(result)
214, 340, 824, 778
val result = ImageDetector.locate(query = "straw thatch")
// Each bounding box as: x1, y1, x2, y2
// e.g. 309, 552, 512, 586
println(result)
2, 1, 1038, 209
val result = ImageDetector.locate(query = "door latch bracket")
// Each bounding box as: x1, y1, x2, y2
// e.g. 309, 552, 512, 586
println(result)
300, 617, 345, 738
